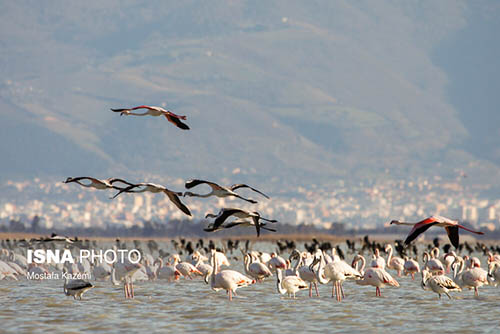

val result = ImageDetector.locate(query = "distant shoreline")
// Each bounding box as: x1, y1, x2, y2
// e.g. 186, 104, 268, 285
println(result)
0, 231, 491, 244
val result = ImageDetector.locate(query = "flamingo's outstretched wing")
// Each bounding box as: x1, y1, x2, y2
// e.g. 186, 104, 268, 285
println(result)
64, 176, 95, 183
445, 226, 460, 248
211, 208, 245, 230
165, 191, 192, 216
110, 183, 145, 199
185, 179, 221, 190
404, 221, 438, 245
229, 184, 270, 199
110, 108, 131, 113
165, 113, 190, 130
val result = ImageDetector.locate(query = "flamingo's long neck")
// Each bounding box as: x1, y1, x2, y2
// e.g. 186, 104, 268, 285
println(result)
458, 224, 484, 235
392, 221, 416, 226
276, 269, 287, 295
127, 111, 150, 116
187, 192, 213, 198
110, 267, 120, 285
243, 254, 251, 275
386, 246, 393, 264
210, 252, 218, 289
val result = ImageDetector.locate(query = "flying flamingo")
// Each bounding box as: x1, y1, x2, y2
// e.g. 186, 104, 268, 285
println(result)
204, 219, 276, 235
208, 250, 254, 301
354, 254, 399, 297
390, 215, 484, 248
111, 182, 191, 216
205, 208, 277, 237
64, 177, 134, 190
184, 179, 269, 204
111, 105, 190, 130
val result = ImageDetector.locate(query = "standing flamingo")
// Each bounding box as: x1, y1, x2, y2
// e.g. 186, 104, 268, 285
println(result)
372, 248, 386, 269
421, 269, 461, 299
354, 254, 399, 297
111, 105, 190, 130
403, 256, 420, 280
460, 258, 488, 296
385, 244, 404, 276
313, 252, 362, 302
208, 250, 254, 301
243, 253, 273, 282
111, 262, 143, 299
390, 215, 484, 248
62, 267, 94, 300
276, 268, 308, 298
424, 248, 445, 275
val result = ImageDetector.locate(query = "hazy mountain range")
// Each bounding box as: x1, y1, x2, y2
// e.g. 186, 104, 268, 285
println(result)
1, 1, 499, 190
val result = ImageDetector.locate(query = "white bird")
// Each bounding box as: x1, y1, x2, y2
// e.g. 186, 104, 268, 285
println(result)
276, 268, 308, 298
488, 261, 500, 286
184, 179, 269, 203
63, 177, 133, 190
154, 258, 181, 282
62, 268, 94, 300
297, 252, 321, 297
170, 254, 203, 279
208, 250, 254, 301
371, 248, 386, 269
111, 182, 191, 216
424, 248, 445, 275
487, 252, 500, 264
0, 260, 19, 280
385, 244, 404, 276
460, 258, 488, 296
403, 256, 420, 280
443, 251, 457, 274
354, 254, 399, 297
313, 252, 362, 302
111, 262, 143, 298
267, 253, 287, 272
205, 208, 277, 237
421, 268, 461, 299
111, 105, 190, 130
243, 253, 273, 282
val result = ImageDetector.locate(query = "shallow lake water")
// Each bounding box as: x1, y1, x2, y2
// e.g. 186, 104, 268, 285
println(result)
1, 242, 499, 333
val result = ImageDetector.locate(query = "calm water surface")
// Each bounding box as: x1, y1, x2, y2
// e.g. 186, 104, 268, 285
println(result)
1, 244, 499, 334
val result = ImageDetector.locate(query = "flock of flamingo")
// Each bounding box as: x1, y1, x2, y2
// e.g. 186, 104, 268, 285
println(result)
0, 235, 499, 302
2, 104, 493, 301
